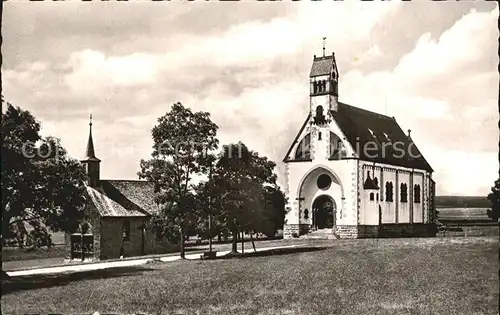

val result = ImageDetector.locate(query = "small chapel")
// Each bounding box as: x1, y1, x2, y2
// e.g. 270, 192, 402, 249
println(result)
65, 116, 160, 261
282, 49, 437, 239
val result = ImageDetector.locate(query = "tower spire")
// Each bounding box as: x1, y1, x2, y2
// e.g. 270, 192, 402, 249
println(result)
322, 37, 326, 57
81, 113, 101, 187
84, 113, 99, 161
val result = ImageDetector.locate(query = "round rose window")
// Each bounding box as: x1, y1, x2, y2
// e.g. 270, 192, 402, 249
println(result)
317, 174, 332, 190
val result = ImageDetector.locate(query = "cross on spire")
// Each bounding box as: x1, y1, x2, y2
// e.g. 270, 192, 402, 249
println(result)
89, 113, 93, 127
322, 37, 326, 57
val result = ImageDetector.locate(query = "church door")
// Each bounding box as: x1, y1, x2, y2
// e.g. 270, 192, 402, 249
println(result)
312, 195, 336, 229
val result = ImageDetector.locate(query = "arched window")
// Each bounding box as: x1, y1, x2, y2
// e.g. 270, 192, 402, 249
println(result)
369, 193, 374, 201
385, 181, 393, 202
294, 133, 311, 160
329, 132, 344, 159
414, 184, 421, 203
314, 106, 326, 125
400, 183, 408, 203
304, 209, 309, 219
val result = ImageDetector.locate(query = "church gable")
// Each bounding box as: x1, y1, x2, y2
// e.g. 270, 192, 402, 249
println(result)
283, 110, 357, 163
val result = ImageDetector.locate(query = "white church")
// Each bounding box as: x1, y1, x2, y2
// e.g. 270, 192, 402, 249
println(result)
282, 50, 437, 239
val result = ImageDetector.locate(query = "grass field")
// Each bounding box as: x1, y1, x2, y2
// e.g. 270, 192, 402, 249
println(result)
2, 237, 498, 315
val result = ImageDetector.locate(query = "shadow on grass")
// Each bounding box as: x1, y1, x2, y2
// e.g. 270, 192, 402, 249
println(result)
214, 246, 328, 260
2, 266, 153, 295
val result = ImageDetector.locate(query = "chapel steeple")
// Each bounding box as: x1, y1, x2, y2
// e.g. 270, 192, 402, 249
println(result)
309, 40, 339, 114
81, 114, 101, 187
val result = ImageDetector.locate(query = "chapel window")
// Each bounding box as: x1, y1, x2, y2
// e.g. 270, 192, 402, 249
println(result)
385, 181, 394, 202
295, 133, 311, 160
400, 183, 408, 203
329, 132, 343, 159
414, 184, 421, 203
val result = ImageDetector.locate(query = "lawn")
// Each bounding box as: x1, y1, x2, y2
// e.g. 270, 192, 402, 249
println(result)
2, 237, 498, 315
1, 238, 310, 271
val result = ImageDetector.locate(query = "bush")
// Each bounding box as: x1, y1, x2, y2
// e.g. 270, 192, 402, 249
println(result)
487, 179, 500, 222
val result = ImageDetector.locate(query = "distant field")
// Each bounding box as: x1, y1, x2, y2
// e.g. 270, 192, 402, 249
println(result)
2, 237, 498, 315
437, 207, 489, 219
435, 195, 490, 208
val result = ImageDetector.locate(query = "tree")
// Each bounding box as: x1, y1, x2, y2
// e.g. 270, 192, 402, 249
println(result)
209, 142, 278, 253
2, 104, 87, 248
263, 185, 287, 237
487, 178, 500, 222
138, 102, 219, 258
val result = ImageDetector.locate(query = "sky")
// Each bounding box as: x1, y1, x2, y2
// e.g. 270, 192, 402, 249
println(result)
2, 1, 499, 196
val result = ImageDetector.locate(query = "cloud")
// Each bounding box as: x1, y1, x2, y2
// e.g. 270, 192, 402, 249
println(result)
339, 7, 498, 195
2, 2, 497, 196
64, 50, 161, 91
426, 147, 497, 196
395, 8, 498, 89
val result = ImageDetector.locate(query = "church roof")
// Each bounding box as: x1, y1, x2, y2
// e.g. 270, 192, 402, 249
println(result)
331, 103, 433, 172
310, 55, 335, 77
283, 113, 312, 162
85, 180, 159, 217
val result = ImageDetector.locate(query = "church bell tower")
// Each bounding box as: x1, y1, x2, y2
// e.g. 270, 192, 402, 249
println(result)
81, 114, 101, 188
309, 38, 339, 120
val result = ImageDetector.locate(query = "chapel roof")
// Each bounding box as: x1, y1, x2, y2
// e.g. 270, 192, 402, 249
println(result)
85, 180, 159, 217
331, 103, 433, 172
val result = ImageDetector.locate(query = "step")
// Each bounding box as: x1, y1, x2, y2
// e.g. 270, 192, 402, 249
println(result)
300, 229, 338, 240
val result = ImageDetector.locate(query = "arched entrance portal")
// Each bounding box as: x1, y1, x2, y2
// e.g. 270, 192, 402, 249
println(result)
312, 195, 336, 230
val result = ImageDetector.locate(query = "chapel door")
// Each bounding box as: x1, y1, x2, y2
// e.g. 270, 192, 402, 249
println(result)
313, 196, 336, 229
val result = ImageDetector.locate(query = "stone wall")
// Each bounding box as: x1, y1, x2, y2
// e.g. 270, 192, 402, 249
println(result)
283, 224, 310, 239
357, 224, 435, 238
100, 217, 146, 260
333, 225, 358, 238
357, 225, 380, 238
378, 223, 437, 238
437, 225, 498, 237
88, 206, 101, 260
